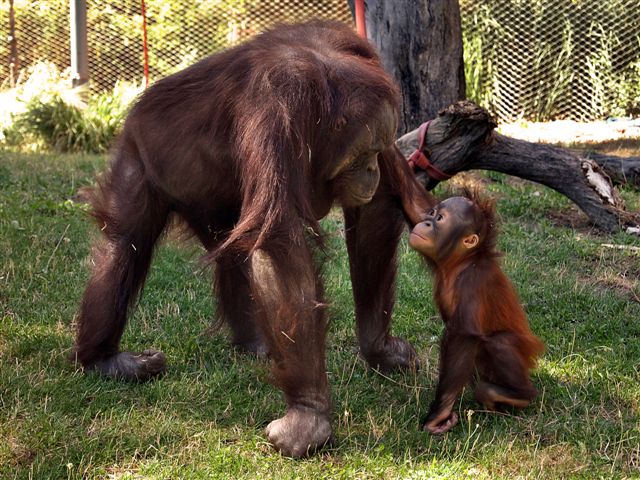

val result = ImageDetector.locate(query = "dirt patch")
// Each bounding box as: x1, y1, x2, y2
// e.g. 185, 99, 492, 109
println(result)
578, 246, 640, 302
579, 138, 640, 157
581, 270, 640, 303
545, 207, 596, 233
445, 170, 494, 191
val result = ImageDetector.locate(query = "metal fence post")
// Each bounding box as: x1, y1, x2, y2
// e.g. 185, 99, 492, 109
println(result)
70, 0, 88, 87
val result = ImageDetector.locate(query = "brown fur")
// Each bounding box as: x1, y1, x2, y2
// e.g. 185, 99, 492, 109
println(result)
410, 189, 544, 434
73, 20, 436, 456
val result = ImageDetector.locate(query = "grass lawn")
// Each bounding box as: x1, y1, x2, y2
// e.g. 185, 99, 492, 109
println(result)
1, 148, 639, 479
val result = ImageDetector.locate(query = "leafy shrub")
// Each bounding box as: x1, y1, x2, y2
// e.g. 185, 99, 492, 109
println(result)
3, 79, 138, 153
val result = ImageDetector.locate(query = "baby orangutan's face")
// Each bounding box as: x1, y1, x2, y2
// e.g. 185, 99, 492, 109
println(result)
409, 197, 479, 262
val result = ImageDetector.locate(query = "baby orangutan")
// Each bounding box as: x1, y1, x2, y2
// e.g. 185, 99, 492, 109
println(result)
409, 192, 544, 434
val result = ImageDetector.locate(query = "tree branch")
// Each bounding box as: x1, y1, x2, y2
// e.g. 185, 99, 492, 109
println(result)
396, 101, 640, 233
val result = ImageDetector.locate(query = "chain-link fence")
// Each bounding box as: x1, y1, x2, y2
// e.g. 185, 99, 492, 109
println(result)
2, 1, 639, 121
461, 0, 640, 121
1, 0, 352, 92
2, 0, 71, 87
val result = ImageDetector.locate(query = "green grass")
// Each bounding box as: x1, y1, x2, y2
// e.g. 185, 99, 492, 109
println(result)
1, 150, 639, 479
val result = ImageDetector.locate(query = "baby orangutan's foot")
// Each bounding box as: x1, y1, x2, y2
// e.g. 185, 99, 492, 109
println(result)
474, 381, 531, 411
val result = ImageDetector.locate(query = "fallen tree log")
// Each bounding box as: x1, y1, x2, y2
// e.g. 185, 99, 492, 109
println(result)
395, 101, 640, 234
578, 151, 640, 187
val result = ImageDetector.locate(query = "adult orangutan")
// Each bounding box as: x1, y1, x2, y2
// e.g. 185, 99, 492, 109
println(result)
409, 192, 544, 434
73, 20, 434, 457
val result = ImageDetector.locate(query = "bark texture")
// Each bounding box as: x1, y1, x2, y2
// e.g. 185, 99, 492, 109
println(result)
396, 101, 640, 233
577, 152, 640, 187
349, 0, 465, 134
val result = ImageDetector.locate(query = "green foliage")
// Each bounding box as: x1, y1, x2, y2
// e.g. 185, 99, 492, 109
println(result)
3, 83, 135, 153
1, 0, 250, 90
461, 0, 640, 120
2, 0, 350, 92
140, 0, 250, 78
83, 0, 248, 86
7, 95, 85, 151
0, 0, 70, 85
1, 150, 640, 478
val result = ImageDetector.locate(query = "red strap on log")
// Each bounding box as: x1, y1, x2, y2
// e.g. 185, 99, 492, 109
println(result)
407, 121, 453, 181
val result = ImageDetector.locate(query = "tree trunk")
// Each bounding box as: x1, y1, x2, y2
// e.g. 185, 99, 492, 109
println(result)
396, 101, 640, 234
348, 0, 466, 135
